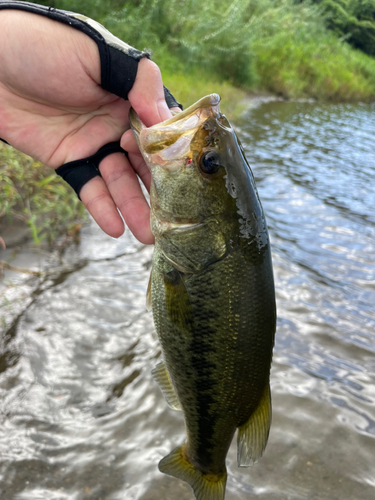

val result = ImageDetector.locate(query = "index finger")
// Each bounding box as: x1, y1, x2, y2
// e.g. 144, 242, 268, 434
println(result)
128, 58, 172, 127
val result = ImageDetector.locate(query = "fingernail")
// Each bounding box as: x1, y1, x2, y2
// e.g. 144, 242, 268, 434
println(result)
157, 100, 173, 122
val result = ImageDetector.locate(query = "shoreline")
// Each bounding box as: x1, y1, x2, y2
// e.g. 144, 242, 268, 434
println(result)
0, 91, 372, 332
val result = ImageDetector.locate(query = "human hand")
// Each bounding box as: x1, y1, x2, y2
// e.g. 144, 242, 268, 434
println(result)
0, 10, 177, 244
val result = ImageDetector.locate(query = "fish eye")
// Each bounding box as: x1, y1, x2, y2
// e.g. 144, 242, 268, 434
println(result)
199, 151, 221, 175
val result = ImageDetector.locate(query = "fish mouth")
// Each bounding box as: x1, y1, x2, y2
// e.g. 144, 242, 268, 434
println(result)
153, 93, 221, 127
129, 94, 221, 135
129, 94, 222, 168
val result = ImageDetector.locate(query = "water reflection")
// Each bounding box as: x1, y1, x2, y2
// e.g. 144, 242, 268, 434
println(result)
1, 101, 375, 499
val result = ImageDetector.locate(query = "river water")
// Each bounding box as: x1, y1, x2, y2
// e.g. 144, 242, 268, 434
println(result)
1, 101, 375, 500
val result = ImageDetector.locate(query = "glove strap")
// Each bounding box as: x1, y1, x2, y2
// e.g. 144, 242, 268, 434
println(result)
55, 141, 127, 199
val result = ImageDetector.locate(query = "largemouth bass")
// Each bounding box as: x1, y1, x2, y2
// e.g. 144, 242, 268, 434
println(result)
130, 94, 276, 500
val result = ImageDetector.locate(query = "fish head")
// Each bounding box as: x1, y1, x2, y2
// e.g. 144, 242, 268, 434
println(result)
130, 94, 268, 266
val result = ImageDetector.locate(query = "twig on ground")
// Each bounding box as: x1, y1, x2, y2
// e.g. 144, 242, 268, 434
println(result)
0, 261, 43, 276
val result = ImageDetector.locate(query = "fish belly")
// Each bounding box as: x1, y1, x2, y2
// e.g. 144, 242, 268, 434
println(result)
151, 243, 276, 474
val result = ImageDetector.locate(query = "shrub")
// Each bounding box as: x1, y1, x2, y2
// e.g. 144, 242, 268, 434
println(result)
296, 0, 375, 56
0, 143, 86, 245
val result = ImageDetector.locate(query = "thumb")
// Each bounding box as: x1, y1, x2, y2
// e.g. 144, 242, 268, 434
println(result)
128, 58, 172, 127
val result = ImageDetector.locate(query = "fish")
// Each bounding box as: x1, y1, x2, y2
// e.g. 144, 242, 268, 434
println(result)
130, 94, 276, 500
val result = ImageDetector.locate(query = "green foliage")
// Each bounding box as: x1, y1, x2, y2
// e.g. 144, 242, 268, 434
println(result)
35, 0, 124, 19
161, 60, 248, 118
29, 0, 375, 101
0, 143, 87, 246
297, 0, 375, 56
250, 0, 375, 100
2, 0, 374, 251
104, 0, 258, 87
33, 0, 258, 86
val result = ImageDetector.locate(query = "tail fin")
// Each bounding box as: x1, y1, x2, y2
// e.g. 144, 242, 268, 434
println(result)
159, 444, 227, 500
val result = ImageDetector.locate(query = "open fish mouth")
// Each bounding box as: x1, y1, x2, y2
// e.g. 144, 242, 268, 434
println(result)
130, 93, 221, 135
151, 93, 221, 128
129, 94, 223, 171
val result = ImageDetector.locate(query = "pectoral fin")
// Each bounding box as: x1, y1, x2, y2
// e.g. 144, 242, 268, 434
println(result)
152, 361, 181, 411
237, 383, 272, 467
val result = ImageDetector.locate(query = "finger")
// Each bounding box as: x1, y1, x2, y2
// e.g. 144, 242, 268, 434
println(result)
120, 129, 141, 155
120, 134, 152, 193
99, 153, 154, 245
120, 103, 182, 153
170, 106, 182, 114
80, 176, 125, 238
128, 152, 152, 193
128, 58, 172, 127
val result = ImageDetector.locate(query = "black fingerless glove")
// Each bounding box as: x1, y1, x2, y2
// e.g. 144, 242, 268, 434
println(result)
0, 1, 182, 197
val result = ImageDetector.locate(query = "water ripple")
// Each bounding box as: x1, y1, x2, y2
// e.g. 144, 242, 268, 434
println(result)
1, 102, 375, 499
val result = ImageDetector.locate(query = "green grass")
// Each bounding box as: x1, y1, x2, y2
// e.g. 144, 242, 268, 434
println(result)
103, 0, 375, 102
250, 0, 375, 100
0, 143, 86, 246
253, 35, 375, 101
33, 0, 375, 102
298, 0, 375, 57
156, 52, 248, 118
162, 71, 248, 118
3, 0, 375, 248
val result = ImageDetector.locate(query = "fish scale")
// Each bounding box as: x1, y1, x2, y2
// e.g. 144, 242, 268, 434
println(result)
130, 94, 276, 500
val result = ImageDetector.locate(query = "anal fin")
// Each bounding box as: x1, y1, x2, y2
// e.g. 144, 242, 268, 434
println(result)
152, 361, 181, 411
159, 444, 227, 500
237, 382, 272, 467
